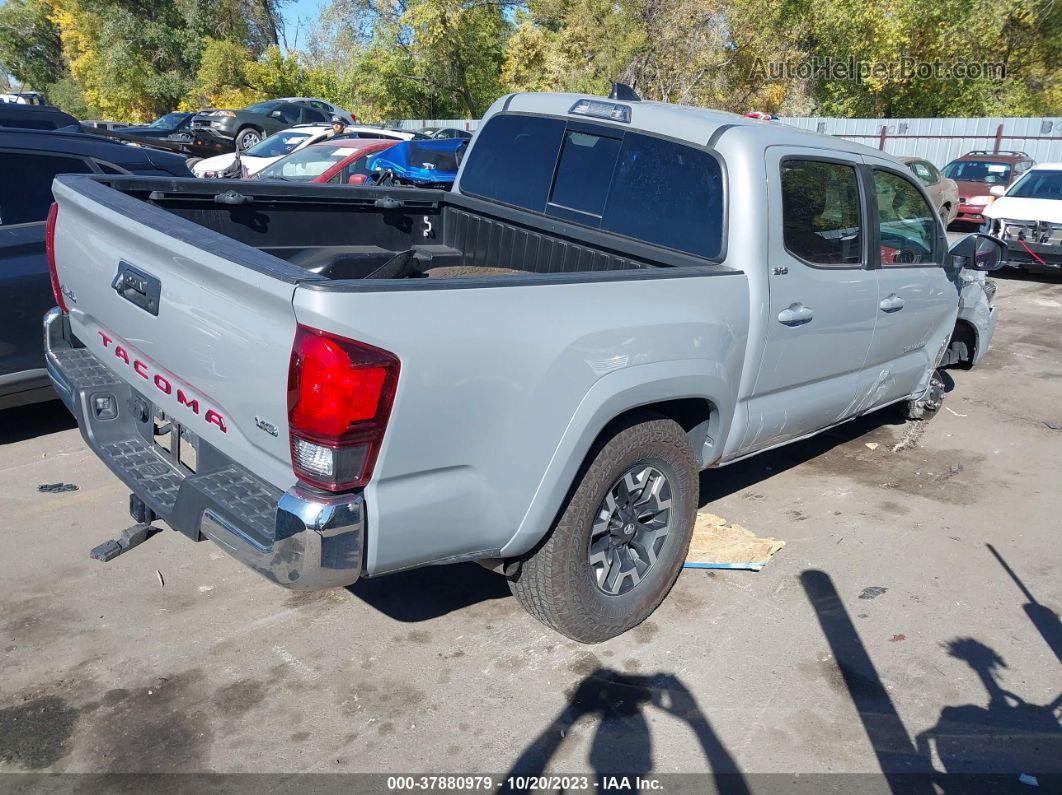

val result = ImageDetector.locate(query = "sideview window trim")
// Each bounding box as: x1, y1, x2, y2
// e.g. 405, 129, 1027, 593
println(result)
778, 154, 868, 271
460, 110, 729, 263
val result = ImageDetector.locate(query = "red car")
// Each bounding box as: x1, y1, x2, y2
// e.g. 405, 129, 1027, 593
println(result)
942, 150, 1036, 227
253, 138, 399, 184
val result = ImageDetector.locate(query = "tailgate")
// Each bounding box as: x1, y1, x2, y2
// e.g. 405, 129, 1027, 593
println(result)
50, 176, 302, 490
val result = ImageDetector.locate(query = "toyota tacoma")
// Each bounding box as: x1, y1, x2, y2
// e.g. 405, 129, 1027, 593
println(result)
43, 90, 1005, 642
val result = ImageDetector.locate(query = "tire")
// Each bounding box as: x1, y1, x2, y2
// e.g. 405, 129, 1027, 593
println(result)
903, 368, 945, 420
235, 127, 262, 151
508, 414, 698, 643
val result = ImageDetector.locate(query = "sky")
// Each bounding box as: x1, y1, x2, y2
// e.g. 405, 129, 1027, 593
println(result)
282, 0, 327, 50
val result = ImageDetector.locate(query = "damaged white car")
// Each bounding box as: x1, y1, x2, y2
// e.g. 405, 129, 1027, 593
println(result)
982, 162, 1062, 275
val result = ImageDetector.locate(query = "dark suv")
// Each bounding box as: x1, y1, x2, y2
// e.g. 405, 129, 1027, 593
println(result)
943, 150, 1036, 227
190, 100, 331, 152
0, 129, 191, 409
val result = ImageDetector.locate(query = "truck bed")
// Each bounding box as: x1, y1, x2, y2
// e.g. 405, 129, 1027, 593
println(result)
82, 175, 725, 286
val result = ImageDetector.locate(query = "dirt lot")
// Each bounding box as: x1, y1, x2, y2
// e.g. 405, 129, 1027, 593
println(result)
2, 271, 1060, 787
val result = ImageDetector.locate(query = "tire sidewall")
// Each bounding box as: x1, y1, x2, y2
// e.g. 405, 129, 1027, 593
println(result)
236, 128, 260, 150
552, 428, 697, 636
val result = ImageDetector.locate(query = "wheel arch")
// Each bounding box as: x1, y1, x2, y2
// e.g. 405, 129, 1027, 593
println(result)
500, 360, 735, 559
945, 317, 978, 367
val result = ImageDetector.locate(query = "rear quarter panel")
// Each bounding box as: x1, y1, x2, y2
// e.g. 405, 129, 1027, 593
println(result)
294, 271, 750, 575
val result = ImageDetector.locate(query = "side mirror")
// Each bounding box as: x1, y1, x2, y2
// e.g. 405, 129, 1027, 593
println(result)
948, 233, 1007, 272
348, 174, 367, 185
989, 185, 1006, 198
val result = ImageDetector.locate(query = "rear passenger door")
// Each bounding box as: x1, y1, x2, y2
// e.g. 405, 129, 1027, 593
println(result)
741, 148, 879, 453
862, 159, 958, 407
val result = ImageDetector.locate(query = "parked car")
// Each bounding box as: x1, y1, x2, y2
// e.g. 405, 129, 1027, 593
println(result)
190, 100, 333, 152
982, 162, 1062, 274
111, 112, 194, 139
43, 90, 1004, 641
0, 91, 47, 105
0, 128, 191, 409
0, 103, 80, 131
192, 125, 414, 178
276, 97, 356, 126
253, 138, 399, 183
900, 156, 959, 224
415, 126, 473, 139
364, 138, 465, 188
943, 150, 1036, 227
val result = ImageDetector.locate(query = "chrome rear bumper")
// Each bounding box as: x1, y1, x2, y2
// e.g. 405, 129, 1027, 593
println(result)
44, 308, 364, 590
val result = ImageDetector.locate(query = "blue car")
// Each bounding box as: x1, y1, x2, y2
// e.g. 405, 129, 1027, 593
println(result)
365, 138, 466, 189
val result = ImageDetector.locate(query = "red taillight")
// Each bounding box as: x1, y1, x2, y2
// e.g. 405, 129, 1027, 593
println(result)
45, 202, 68, 313
287, 324, 399, 491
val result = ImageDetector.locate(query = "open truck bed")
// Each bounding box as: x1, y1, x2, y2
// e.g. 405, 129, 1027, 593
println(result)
99, 175, 717, 285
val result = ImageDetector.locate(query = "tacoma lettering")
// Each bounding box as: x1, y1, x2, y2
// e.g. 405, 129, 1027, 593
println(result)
96, 329, 226, 433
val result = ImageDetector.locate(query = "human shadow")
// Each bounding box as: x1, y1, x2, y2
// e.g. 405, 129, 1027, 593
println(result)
501, 668, 749, 794
347, 561, 511, 622
803, 569, 1062, 793
915, 638, 1062, 788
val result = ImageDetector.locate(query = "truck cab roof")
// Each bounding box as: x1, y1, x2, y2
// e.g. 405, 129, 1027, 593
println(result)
493, 91, 899, 164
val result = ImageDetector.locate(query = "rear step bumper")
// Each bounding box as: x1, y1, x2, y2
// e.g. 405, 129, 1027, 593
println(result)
43, 308, 364, 590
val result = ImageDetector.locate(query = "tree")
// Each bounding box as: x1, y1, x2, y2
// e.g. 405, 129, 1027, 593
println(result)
0, 0, 64, 90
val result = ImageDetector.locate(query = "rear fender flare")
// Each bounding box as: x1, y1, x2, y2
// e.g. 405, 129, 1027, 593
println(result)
500, 358, 735, 558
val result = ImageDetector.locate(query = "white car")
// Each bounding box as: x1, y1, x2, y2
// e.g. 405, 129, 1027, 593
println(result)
983, 162, 1062, 274
192, 124, 417, 178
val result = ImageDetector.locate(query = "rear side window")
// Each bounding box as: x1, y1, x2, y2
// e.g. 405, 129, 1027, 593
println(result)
462, 116, 725, 259
459, 114, 565, 211
781, 160, 863, 266
0, 152, 94, 226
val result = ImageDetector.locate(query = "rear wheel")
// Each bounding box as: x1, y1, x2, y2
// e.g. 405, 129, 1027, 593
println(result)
508, 415, 697, 643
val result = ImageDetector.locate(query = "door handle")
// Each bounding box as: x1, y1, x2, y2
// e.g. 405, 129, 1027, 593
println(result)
778, 303, 814, 326
879, 294, 905, 313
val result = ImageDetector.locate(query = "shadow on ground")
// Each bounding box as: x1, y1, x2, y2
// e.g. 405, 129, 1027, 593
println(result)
698, 406, 908, 506
348, 561, 512, 622
498, 550, 1061, 790
0, 400, 75, 445
501, 667, 750, 794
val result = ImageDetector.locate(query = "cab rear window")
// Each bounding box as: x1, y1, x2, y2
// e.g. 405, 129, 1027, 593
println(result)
459, 114, 724, 260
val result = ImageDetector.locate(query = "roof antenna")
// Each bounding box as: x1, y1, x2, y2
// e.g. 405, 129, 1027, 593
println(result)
609, 81, 641, 102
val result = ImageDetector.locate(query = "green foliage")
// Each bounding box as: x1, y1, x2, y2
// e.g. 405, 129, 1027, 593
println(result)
0, 0, 64, 90
5, 0, 1057, 122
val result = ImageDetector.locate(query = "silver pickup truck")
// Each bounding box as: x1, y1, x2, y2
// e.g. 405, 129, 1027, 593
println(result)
44, 92, 1005, 642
